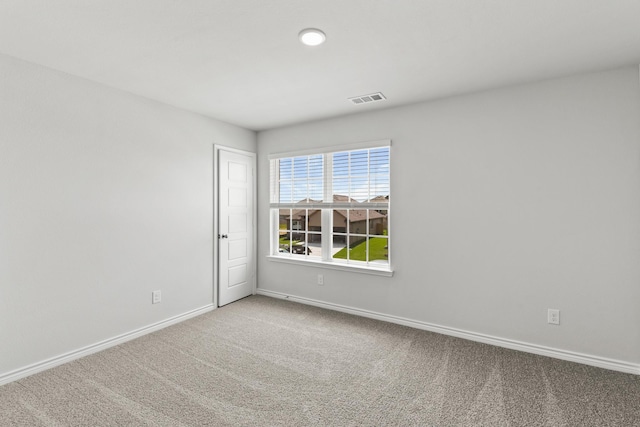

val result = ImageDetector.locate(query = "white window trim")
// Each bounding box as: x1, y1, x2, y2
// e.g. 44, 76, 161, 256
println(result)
266, 254, 394, 277
268, 139, 391, 160
269, 140, 392, 275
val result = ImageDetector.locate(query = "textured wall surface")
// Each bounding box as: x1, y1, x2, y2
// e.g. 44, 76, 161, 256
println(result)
257, 67, 640, 367
0, 53, 256, 376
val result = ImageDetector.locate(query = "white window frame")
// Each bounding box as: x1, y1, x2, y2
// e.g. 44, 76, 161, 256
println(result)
268, 140, 392, 276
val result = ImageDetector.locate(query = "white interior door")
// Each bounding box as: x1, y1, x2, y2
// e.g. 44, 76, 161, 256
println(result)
218, 149, 255, 306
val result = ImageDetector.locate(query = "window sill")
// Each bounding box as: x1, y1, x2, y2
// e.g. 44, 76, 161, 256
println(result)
266, 255, 394, 277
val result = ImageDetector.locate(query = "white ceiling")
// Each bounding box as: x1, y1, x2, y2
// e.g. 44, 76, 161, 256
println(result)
1, 0, 640, 131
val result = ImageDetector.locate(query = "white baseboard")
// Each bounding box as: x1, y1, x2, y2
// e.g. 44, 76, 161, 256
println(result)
0, 304, 215, 386
257, 289, 640, 376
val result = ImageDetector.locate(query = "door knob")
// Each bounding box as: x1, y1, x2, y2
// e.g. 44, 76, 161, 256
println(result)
218, 234, 228, 239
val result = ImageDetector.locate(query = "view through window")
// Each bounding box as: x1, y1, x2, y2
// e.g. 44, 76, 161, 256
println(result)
270, 142, 390, 271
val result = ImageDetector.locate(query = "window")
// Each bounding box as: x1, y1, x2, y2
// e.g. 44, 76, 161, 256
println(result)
269, 140, 391, 274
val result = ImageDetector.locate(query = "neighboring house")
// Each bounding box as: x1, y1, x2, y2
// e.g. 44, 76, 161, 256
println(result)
369, 195, 390, 215
278, 198, 320, 239
280, 195, 388, 245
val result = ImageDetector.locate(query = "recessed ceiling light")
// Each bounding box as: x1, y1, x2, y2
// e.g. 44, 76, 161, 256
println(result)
299, 28, 326, 46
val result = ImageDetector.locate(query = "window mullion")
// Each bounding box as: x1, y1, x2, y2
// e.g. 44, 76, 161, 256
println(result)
365, 209, 369, 264
271, 159, 280, 256
367, 149, 371, 202
270, 209, 278, 255
321, 154, 333, 262
324, 153, 332, 203
273, 159, 280, 204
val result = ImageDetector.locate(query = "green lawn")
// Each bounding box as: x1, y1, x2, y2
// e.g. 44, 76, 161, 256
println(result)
279, 237, 299, 247
333, 237, 388, 262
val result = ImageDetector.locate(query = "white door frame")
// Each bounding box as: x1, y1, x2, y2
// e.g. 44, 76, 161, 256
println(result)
213, 145, 257, 307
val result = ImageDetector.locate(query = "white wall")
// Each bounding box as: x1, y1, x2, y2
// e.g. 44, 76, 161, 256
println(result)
0, 53, 256, 378
257, 67, 640, 369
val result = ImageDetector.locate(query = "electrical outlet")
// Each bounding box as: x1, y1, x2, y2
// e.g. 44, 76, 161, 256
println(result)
152, 290, 162, 304
547, 308, 560, 325
317, 274, 324, 285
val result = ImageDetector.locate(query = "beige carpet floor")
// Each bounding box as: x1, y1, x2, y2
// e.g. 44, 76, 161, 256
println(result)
1, 295, 639, 426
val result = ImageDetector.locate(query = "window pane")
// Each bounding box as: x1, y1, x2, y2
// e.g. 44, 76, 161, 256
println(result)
350, 176, 369, 202
370, 148, 389, 201
330, 148, 391, 202
279, 209, 291, 231
333, 152, 349, 178
278, 209, 291, 254
332, 178, 349, 200
348, 209, 367, 236
307, 209, 322, 232
370, 209, 388, 236
308, 155, 323, 178
306, 232, 322, 259
279, 158, 292, 180
279, 182, 293, 203
369, 147, 389, 172
370, 175, 389, 200
350, 150, 369, 176
367, 236, 389, 264
274, 155, 325, 202
278, 235, 292, 254
293, 180, 308, 202
331, 239, 349, 262
308, 179, 323, 201
290, 229, 311, 256
293, 156, 307, 177
332, 209, 348, 234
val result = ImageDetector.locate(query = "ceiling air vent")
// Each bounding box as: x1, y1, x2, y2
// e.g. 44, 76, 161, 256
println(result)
348, 92, 386, 105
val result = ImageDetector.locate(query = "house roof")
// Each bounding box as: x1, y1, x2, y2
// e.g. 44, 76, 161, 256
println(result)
369, 195, 390, 203
334, 209, 385, 223
282, 195, 387, 223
